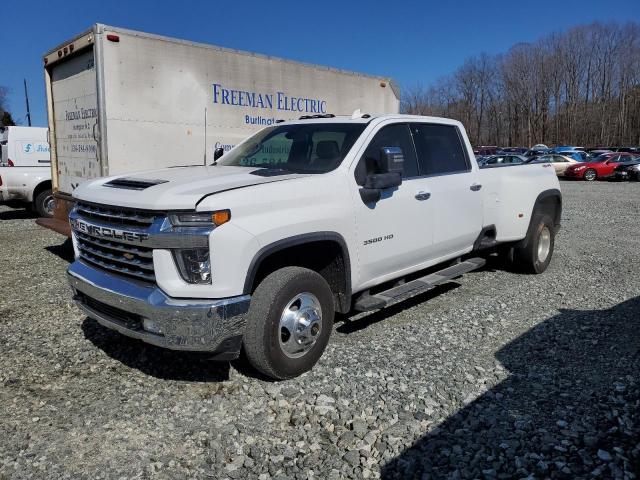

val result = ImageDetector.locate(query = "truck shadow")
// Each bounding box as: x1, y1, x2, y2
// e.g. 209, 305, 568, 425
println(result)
381, 296, 640, 478
0, 208, 38, 220
79, 283, 463, 383
81, 318, 231, 382
45, 238, 75, 263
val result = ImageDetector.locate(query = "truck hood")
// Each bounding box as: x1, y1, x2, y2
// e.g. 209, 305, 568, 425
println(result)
72, 165, 310, 210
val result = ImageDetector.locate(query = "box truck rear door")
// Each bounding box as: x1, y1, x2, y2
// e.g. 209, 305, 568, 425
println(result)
50, 48, 100, 195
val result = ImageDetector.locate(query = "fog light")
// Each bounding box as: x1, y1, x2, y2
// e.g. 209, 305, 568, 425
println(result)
173, 248, 211, 284
143, 318, 163, 334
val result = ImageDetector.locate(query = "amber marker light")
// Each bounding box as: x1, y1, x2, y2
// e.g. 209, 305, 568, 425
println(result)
212, 210, 231, 226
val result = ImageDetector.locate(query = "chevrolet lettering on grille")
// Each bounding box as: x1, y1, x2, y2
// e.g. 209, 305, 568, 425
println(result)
71, 218, 150, 243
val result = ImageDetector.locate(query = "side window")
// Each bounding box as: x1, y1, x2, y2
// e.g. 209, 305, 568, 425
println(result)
354, 124, 419, 185
410, 123, 470, 176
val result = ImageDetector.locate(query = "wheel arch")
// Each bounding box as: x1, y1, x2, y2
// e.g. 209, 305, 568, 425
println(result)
243, 232, 352, 313
31, 180, 52, 203
516, 188, 562, 249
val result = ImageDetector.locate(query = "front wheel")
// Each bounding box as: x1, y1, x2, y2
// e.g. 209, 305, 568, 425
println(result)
513, 214, 556, 274
583, 169, 597, 181
243, 267, 334, 380
34, 189, 55, 217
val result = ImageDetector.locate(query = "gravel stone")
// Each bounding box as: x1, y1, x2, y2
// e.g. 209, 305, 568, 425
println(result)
0, 181, 639, 479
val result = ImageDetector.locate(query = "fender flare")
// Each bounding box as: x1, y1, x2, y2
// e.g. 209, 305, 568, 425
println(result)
517, 188, 562, 249
243, 231, 352, 310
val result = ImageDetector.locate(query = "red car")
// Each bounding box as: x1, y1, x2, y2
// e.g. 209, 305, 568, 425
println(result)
564, 152, 637, 181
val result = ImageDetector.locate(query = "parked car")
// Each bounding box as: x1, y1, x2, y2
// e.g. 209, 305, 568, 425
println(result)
481, 154, 527, 167
586, 149, 612, 159
524, 146, 549, 157
564, 152, 637, 181
474, 146, 499, 156
525, 154, 580, 176
612, 159, 640, 181
550, 146, 585, 154
475, 155, 490, 166
557, 150, 588, 162
497, 147, 528, 154
603, 147, 640, 154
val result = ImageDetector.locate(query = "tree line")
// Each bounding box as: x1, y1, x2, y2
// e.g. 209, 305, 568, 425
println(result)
402, 22, 640, 148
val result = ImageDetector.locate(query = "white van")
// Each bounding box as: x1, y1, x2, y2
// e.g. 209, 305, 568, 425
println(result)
0, 126, 54, 216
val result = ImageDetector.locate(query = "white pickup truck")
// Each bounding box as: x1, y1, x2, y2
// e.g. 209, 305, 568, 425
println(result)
0, 126, 54, 217
67, 114, 561, 379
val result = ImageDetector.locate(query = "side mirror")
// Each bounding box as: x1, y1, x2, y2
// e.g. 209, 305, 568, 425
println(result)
213, 147, 224, 161
378, 146, 404, 174
359, 146, 404, 203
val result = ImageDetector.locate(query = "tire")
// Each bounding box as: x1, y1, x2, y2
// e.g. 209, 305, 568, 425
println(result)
513, 213, 555, 274
34, 189, 55, 218
583, 169, 597, 181
243, 267, 335, 380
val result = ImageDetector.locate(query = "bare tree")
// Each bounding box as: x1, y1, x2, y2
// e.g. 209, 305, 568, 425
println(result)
402, 21, 640, 147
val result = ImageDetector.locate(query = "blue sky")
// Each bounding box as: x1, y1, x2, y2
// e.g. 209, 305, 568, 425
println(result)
1, 0, 638, 126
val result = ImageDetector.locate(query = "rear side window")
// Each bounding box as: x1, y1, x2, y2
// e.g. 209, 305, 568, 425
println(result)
411, 124, 470, 176
355, 124, 419, 185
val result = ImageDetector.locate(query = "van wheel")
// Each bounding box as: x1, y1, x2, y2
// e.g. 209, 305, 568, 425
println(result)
513, 213, 555, 274
243, 267, 334, 380
34, 189, 55, 218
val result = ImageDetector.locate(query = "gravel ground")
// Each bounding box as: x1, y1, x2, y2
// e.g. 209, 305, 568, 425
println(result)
0, 180, 639, 480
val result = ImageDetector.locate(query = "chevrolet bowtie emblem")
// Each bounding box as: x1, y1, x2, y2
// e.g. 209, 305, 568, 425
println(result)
123, 253, 135, 260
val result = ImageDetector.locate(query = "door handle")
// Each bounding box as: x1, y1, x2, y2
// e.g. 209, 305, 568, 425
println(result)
415, 191, 431, 201
470, 183, 482, 192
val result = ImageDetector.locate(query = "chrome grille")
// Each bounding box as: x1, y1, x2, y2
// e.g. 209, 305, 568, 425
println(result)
74, 202, 160, 282
76, 201, 157, 228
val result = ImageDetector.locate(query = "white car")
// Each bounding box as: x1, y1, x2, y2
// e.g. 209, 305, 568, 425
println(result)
527, 154, 580, 176
0, 126, 54, 217
67, 114, 562, 379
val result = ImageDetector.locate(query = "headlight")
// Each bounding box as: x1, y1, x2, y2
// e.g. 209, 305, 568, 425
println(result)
168, 209, 231, 227
167, 209, 230, 284
573, 165, 587, 170
173, 248, 211, 284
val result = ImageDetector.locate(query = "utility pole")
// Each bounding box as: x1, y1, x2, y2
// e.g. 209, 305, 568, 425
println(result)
23, 79, 32, 127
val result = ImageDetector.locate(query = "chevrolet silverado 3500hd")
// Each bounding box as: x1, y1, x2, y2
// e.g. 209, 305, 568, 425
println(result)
67, 114, 561, 379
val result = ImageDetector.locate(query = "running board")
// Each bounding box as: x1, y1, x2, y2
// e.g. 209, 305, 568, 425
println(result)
353, 257, 486, 312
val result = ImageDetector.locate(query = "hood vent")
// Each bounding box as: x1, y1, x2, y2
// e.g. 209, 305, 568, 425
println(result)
104, 177, 169, 190
250, 168, 292, 177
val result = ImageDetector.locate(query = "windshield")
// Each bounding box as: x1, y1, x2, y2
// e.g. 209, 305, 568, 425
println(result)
215, 123, 366, 174
590, 155, 609, 163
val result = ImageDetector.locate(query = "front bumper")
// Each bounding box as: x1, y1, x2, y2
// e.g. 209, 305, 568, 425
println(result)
68, 261, 250, 357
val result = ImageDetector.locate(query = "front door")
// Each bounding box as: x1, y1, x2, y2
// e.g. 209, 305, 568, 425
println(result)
351, 123, 434, 288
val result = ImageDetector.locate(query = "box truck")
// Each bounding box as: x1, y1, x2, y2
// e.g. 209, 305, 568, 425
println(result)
38, 24, 400, 235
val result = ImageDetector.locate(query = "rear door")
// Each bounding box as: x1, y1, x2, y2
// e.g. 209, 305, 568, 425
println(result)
410, 122, 483, 258
48, 47, 99, 194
